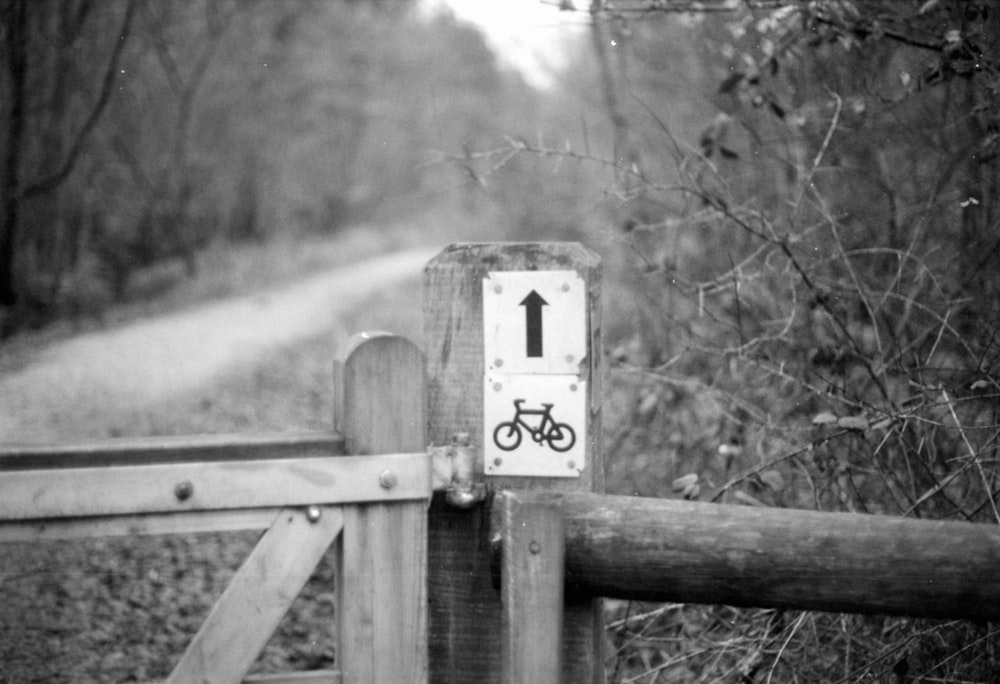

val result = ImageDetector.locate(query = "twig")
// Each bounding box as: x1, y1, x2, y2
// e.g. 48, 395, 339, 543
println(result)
792, 90, 842, 214
766, 612, 808, 684
20, 0, 137, 200
941, 389, 1000, 524
710, 436, 845, 503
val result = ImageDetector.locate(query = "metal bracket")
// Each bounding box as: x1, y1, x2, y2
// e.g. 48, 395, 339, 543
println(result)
430, 432, 487, 508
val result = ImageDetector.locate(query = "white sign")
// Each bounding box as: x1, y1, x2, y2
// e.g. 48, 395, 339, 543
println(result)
484, 374, 586, 477
482, 270, 587, 478
482, 271, 586, 375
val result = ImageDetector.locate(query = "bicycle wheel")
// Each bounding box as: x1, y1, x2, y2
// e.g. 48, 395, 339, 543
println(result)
546, 422, 576, 452
493, 421, 522, 451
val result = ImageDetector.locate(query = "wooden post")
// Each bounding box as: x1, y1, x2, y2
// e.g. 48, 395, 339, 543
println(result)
423, 243, 604, 684
334, 333, 428, 684
499, 491, 565, 684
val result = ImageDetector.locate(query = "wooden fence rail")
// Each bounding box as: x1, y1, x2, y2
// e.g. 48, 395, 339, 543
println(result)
493, 490, 1000, 626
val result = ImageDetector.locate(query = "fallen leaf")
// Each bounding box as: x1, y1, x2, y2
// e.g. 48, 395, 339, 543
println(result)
812, 411, 837, 425
672, 473, 698, 492
759, 470, 784, 491
837, 415, 869, 431
733, 491, 767, 507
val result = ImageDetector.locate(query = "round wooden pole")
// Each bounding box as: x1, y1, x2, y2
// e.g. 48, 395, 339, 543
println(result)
562, 492, 1000, 621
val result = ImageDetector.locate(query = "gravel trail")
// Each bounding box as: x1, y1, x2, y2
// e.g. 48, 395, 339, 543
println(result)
0, 247, 438, 441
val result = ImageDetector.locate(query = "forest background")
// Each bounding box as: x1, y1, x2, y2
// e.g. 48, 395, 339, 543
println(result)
1, 0, 999, 682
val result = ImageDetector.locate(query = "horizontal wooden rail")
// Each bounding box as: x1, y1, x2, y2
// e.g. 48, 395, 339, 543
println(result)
0, 430, 347, 469
0, 450, 431, 521
147, 667, 342, 683
0, 508, 282, 542
558, 492, 1000, 622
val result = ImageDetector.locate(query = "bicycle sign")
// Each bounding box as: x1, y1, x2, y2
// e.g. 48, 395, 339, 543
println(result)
493, 399, 576, 453
484, 374, 586, 478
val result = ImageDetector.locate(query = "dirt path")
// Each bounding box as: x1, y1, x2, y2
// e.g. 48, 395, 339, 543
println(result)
0, 246, 438, 441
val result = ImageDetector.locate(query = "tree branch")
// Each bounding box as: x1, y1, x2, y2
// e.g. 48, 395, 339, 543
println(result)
19, 0, 137, 200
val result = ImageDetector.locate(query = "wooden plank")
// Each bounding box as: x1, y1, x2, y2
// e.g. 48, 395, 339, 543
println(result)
499, 491, 565, 684
560, 491, 1000, 622
146, 670, 343, 684
423, 243, 604, 684
0, 430, 346, 469
166, 506, 344, 684
244, 670, 341, 683
0, 508, 279, 542
0, 451, 430, 520
335, 333, 428, 684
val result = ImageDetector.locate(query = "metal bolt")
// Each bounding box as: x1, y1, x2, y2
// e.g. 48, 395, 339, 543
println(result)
570, 383, 578, 392
529, 540, 541, 554
567, 460, 576, 470
565, 354, 574, 363
494, 284, 503, 294
306, 505, 322, 523
494, 358, 504, 368
562, 283, 570, 292
494, 457, 503, 466
379, 469, 398, 489
174, 480, 193, 501
493, 382, 502, 392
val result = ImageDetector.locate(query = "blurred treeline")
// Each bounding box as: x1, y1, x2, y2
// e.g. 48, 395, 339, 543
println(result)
0, 0, 584, 334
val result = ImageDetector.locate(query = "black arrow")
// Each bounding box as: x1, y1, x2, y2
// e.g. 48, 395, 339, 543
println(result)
519, 290, 548, 357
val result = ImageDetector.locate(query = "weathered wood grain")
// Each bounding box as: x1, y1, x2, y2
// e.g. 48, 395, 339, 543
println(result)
0, 431, 346, 469
166, 505, 345, 684
335, 333, 428, 684
0, 508, 279, 541
499, 491, 565, 684
243, 671, 340, 683
560, 491, 1000, 621
0, 451, 429, 520
423, 243, 604, 684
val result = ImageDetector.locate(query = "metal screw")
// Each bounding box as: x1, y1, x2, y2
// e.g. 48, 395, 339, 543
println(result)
379, 469, 398, 489
494, 358, 504, 368
494, 457, 503, 466
306, 505, 322, 523
562, 283, 570, 292
566, 354, 574, 363
174, 480, 193, 501
529, 540, 542, 554
493, 382, 502, 392
567, 460, 576, 470
570, 383, 578, 392
494, 284, 503, 294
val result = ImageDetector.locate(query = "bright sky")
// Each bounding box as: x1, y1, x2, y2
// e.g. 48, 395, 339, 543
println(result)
421, 0, 586, 89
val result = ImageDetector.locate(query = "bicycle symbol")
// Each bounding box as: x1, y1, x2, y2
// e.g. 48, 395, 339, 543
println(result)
492, 399, 576, 453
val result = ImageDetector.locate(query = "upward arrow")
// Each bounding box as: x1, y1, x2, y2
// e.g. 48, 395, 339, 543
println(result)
519, 290, 548, 358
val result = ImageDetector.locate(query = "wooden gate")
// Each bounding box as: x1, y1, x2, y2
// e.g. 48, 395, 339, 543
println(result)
0, 333, 431, 684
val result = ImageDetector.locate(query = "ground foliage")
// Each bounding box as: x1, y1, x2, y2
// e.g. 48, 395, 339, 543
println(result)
581, 0, 1000, 681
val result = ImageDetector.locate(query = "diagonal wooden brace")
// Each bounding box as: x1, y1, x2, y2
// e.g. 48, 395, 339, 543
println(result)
166, 506, 344, 684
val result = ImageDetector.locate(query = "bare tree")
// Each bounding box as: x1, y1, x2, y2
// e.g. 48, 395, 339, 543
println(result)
0, 0, 135, 326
